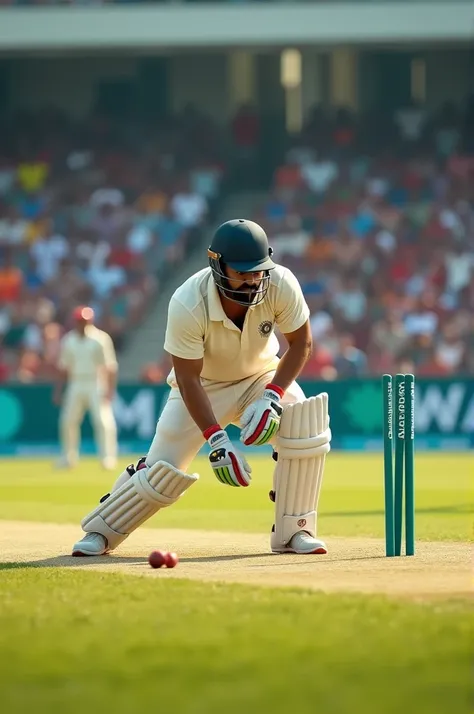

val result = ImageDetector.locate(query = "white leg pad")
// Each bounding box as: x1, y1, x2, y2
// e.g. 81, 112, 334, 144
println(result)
271, 394, 331, 550
81, 461, 198, 550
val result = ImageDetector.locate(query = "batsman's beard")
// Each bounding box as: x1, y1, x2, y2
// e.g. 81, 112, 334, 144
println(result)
209, 257, 271, 306
222, 282, 260, 305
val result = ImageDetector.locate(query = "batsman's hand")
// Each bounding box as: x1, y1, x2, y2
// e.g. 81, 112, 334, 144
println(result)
240, 385, 283, 446
207, 429, 252, 487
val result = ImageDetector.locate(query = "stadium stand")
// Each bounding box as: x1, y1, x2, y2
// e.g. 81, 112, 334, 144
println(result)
0, 107, 224, 382
0, 84, 472, 382
254, 99, 474, 379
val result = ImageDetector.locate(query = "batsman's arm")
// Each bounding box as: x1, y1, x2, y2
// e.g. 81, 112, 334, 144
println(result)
165, 298, 218, 433
271, 268, 312, 392
270, 320, 312, 393
171, 356, 220, 434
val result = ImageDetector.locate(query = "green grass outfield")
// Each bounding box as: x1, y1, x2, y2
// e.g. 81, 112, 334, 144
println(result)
0, 570, 471, 714
0, 453, 471, 540
0, 453, 472, 714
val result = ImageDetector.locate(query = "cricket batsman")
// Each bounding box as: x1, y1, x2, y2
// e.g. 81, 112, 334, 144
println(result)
72, 219, 331, 556
54, 306, 118, 470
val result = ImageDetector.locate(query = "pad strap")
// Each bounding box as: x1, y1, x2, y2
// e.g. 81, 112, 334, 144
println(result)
81, 461, 198, 550
277, 427, 332, 459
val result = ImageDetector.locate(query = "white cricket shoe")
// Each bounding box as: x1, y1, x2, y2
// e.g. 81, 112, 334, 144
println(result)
72, 532, 108, 557
271, 530, 327, 555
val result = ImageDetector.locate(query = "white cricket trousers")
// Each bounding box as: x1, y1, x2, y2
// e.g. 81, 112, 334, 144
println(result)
60, 381, 117, 463
146, 369, 305, 471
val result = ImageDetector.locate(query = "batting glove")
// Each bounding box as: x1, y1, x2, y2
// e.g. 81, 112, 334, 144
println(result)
240, 384, 284, 446
205, 426, 252, 487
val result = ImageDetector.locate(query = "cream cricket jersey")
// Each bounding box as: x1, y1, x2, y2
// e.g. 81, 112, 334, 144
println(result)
164, 265, 310, 384
59, 326, 118, 382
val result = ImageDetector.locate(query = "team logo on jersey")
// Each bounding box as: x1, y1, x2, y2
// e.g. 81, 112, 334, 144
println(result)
258, 320, 273, 337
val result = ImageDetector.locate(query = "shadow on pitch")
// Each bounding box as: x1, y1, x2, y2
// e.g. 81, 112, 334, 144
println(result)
0, 551, 275, 571
178, 552, 275, 564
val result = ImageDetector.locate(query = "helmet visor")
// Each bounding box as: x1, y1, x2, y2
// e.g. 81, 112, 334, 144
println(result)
226, 255, 276, 273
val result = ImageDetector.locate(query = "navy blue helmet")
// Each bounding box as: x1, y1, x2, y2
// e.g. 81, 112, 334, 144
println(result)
208, 219, 275, 305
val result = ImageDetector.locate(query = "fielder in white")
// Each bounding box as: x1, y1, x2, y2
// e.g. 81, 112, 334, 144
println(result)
72, 219, 331, 557
54, 306, 118, 470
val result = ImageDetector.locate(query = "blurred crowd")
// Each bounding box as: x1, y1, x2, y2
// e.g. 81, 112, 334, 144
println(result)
1, 95, 473, 383
254, 100, 474, 379
0, 106, 224, 382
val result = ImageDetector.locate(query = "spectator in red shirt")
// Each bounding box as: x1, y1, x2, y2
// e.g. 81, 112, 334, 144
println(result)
301, 344, 335, 379
0, 250, 23, 303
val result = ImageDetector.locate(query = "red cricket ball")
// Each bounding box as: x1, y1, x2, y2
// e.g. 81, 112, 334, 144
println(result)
148, 550, 167, 569
164, 551, 179, 568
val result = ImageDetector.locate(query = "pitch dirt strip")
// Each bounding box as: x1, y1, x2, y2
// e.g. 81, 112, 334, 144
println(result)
0, 521, 471, 598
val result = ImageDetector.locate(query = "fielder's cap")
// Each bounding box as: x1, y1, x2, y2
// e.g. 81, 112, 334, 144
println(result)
209, 219, 275, 272
72, 306, 94, 322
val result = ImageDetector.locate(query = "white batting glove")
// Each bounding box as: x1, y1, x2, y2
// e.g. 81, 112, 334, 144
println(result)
240, 384, 284, 446
205, 427, 252, 487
